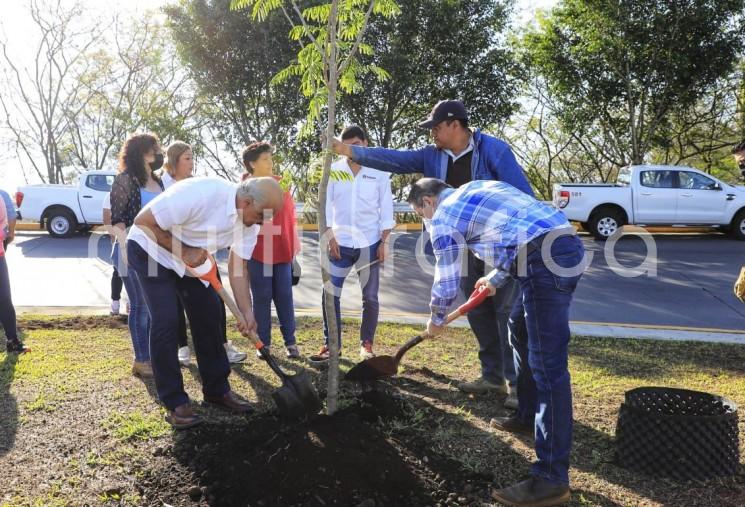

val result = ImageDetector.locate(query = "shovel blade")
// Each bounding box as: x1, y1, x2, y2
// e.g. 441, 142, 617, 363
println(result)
344, 355, 398, 382
272, 371, 322, 419
286, 371, 322, 415
272, 385, 307, 419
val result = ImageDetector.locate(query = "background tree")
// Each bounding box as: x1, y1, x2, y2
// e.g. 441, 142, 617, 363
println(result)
164, 0, 309, 181
341, 0, 519, 148
0, 0, 106, 183
521, 0, 745, 169
63, 17, 201, 171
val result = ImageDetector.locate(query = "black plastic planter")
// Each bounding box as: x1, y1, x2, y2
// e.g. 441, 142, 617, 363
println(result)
615, 387, 740, 481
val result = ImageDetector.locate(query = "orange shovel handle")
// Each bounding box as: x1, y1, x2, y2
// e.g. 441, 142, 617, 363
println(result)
186, 255, 263, 350
445, 285, 490, 324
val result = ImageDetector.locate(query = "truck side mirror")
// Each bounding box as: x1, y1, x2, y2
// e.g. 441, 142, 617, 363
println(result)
713, 183, 722, 191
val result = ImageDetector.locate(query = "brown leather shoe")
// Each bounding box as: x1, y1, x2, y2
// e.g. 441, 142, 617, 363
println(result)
490, 415, 534, 437
491, 476, 570, 506
165, 403, 202, 430
204, 391, 254, 414
132, 361, 153, 378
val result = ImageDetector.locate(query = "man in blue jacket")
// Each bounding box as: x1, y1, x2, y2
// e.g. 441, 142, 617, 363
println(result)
330, 100, 532, 404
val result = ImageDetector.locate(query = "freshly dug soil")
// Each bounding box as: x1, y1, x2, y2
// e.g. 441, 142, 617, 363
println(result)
139, 390, 490, 506
21, 315, 129, 331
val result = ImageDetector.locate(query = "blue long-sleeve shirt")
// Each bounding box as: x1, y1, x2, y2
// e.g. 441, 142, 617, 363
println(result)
350, 129, 534, 196
428, 180, 570, 325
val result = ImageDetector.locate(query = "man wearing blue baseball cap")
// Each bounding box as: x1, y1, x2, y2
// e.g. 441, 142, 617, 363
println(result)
329, 99, 532, 406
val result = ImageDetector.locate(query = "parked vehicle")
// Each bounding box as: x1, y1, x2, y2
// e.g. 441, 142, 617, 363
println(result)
16, 170, 116, 238
553, 165, 745, 240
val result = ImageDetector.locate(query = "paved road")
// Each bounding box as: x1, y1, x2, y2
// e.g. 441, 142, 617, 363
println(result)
6, 229, 745, 332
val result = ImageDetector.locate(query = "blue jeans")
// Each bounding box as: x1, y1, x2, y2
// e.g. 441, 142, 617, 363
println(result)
322, 242, 380, 345
0, 256, 18, 342
248, 259, 296, 347
112, 243, 150, 362
462, 250, 518, 386
507, 234, 584, 485
127, 241, 231, 410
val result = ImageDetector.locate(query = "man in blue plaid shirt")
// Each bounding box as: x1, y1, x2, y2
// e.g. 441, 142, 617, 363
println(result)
408, 178, 586, 507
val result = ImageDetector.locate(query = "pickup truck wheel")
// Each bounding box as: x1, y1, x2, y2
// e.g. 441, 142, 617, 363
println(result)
46, 209, 78, 238
588, 208, 623, 240
729, 211, 745, 241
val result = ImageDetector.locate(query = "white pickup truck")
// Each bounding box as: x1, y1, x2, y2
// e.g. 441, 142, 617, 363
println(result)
16, 170, 116, 238
553, 165, 745, 240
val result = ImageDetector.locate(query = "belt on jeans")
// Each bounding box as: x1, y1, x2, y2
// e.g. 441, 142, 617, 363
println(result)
510, 227, 576, 275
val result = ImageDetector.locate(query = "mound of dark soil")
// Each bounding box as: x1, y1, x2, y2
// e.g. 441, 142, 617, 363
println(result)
139, 391, 488, 506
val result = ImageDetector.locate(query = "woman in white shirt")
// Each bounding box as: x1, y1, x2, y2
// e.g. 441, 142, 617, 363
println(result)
161, 141, 193, 189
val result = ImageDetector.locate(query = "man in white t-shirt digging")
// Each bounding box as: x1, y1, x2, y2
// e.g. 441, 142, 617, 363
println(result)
311, 125, 395, 362
127, 176, 284, 429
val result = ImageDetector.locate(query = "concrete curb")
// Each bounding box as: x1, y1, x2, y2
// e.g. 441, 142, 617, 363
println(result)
16, 306, 745, 345
15, 222, 719, 234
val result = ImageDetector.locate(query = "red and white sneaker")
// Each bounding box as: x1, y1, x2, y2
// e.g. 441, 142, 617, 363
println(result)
360, 341, 375, 360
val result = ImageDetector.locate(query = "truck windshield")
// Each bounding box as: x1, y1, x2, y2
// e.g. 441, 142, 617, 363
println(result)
616, 167, 631, 186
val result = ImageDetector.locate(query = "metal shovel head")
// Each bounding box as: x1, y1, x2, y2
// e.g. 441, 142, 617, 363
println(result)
286, 370, 322, 415
262, 350, 321, 419
344, 355, 398, 382
272, 384, 308, 420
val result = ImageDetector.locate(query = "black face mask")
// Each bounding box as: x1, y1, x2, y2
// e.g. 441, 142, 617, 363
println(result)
151, 153, 164, 170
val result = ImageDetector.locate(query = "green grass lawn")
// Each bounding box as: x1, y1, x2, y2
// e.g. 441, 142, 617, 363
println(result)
1, 315, 744, 506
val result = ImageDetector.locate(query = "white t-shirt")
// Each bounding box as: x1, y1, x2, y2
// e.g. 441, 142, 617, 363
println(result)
160, 171, 175, 189
325, 159, 395, 249
127, 177, 259, 277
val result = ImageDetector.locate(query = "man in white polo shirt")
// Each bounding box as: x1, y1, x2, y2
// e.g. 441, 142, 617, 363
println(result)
311, 125, 395, 362
127, 176, 284, 429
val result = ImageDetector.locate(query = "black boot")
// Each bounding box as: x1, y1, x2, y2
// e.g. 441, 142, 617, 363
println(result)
489, 414, 534, 437
491, 476, 570, 507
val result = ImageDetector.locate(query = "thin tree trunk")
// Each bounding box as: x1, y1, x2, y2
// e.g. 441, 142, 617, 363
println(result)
320, 0, 341, 415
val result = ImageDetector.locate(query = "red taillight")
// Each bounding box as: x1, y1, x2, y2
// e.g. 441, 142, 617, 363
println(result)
557, 190, 570, 209
15, 191, 23, 208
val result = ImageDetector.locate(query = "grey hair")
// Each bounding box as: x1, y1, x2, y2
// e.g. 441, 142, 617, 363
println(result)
407, 178, 451, 208
237, 176, 273, 205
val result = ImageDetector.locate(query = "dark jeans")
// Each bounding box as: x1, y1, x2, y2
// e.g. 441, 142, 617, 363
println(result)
111, 267, 123, 301
113, 244, 150, 362
127, 240, 231, 410
507, 234, 584, 485
462, 250, 519, 386
322, 242, 380, 346
176, 269, 227, 348
0, 256, 18, 342
248, 259, 296, 347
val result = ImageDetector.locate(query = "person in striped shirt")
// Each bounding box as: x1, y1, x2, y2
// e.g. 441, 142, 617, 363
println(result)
408, 178, 585, 507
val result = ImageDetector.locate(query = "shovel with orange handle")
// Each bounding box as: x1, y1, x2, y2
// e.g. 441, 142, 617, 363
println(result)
344, 285, 491, 382
188, 255, 321, 419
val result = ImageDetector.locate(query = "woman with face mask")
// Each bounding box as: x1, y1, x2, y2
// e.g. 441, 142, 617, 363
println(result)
110, 133, 165, 378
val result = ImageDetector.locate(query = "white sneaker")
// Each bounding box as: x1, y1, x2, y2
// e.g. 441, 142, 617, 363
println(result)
110, 300, 120, 315
178, 346, 191, 367
224, 340, 247, 363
